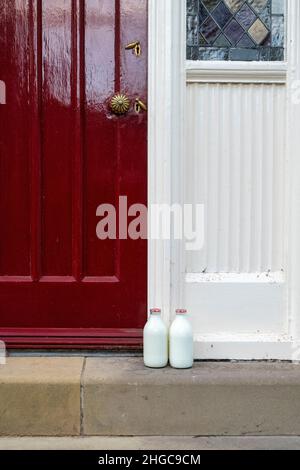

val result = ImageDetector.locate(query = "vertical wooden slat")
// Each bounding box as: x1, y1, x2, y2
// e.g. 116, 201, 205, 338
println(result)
207, 84, 219, 272
229, 85, 241, 272
218, 84, 230, 271
250, 85, 263, 272
273, 85, 285, 271
261, 85, 274, 270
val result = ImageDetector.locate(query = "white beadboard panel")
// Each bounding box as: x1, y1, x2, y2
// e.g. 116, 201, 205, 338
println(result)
186, 82, 286, 274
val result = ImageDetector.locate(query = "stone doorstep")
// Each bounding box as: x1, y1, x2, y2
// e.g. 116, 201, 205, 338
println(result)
1, 357, 300, 437
0, 358, 83, 437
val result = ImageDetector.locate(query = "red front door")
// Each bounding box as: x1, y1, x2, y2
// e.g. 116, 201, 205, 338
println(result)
0, 0, 147, 348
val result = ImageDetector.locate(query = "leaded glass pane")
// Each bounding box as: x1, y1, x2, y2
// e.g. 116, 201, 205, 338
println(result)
187, 0, 285, 61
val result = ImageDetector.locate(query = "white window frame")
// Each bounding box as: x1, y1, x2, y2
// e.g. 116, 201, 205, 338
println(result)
148, 0, 300, 360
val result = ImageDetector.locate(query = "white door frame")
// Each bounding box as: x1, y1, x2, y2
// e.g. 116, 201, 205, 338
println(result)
148, 0, 300, 360
286, 0, 300, 358
148, 0, 186, 326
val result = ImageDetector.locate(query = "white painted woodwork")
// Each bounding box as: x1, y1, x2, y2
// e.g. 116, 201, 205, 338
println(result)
149, 0, 300, 359
186, 61, 287, 84
148, 0, 186, 325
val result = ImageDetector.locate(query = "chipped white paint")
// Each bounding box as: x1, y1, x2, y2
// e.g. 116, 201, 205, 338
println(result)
193, 333, 294, 361
186, 272, 285, 284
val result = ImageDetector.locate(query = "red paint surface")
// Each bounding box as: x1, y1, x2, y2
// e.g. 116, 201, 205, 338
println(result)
0, 0, 147, 348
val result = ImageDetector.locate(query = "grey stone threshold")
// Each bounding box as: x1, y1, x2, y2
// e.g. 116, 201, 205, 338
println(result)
1, 357, 300, 437
8, 350, 143, 358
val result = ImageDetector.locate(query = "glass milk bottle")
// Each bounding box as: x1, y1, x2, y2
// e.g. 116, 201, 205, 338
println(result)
143, 308, 168, 368
169, 309, 194, 369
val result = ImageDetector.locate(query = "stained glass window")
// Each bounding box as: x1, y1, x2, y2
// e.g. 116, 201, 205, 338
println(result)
187, 0, 285, 61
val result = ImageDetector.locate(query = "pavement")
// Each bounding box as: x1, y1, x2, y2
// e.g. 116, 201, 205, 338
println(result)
0, 436, 299, 450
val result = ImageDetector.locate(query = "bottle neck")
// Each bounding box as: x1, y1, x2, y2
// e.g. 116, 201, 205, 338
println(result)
175, 313, 187, 319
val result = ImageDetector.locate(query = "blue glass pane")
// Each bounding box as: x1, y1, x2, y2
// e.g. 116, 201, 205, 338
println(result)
211, 2, 232, 28
187, 0, 285, 61
229, 48, 259, 60
200, 16, 220, 44
224, 19, 245, 45
237, 34, 256, 48
235, 3, 256, 29
214, 33, 231, 47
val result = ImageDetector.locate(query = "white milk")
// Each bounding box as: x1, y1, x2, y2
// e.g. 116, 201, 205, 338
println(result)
143, 308, 168, 368
169, 309, 194, 369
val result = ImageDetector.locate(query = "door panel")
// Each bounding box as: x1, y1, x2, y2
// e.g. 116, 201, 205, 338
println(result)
42, 0, 73, 277
0, 0, 147, 348
0, 0, 32, 277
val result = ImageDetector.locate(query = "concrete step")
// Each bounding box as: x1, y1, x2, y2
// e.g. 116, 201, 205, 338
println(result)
1, 357, 300, 436
0, 357, 83, 436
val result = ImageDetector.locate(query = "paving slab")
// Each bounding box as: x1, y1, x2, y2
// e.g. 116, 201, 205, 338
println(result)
0, 436, 300, 450
0, 358, 84, 436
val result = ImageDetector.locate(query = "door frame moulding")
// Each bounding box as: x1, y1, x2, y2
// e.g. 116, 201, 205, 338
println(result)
286, 0, 300, 358
186, 61, 288, 84
148, 0, 186, 326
